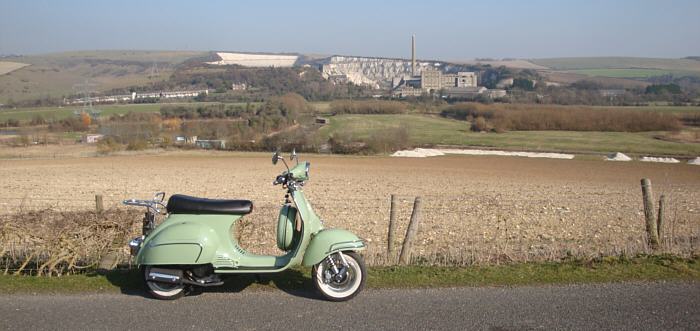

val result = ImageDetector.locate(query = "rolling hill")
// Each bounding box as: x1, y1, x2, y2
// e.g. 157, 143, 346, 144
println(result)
531, 57, 700, 79
0, 50, 206, 104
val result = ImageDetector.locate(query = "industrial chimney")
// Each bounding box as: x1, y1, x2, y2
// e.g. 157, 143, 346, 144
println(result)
411, 34, 416, 76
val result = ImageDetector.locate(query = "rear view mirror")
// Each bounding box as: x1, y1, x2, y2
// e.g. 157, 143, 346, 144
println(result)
290, 148, 297, 162
272, 151, 280, 165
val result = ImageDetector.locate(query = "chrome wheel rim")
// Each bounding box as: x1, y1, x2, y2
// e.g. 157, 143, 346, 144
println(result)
315, 253, 362, 299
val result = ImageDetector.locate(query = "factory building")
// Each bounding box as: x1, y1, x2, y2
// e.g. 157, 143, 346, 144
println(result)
390, 35, 504, 98
420, 69, 478, 92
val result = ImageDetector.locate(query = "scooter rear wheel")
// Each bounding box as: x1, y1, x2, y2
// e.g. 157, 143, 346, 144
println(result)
312, 251, 366, 302
142, 266, 185, 300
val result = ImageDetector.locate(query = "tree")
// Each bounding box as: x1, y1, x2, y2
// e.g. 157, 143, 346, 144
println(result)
513, 78, 535, 91
80, 112, 92, 127
645, 84, 682, 95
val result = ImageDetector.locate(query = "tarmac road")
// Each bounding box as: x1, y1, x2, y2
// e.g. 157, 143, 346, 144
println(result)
1, 282, 698, 330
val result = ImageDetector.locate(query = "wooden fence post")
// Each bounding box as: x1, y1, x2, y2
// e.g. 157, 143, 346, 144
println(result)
657, 194, 666, 246
399, 196, 422, 265
640, 179, 659, 249
95, 194, 104, 213
387, 194, 398, 256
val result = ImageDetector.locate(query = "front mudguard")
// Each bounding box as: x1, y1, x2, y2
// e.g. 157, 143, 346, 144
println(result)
136, 222, 220, 266
302, 229, 366, 266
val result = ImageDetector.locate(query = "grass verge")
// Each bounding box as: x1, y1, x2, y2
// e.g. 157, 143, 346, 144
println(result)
0, 255, 697, 294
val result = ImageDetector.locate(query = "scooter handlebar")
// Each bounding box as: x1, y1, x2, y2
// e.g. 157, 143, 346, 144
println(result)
273, 175, 286, 185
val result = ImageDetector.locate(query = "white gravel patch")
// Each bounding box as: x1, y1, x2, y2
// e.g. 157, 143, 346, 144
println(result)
391, 150, 432, 158
392, 148, 574, 159
640, 157, 680, 163
605, 152, 632, 161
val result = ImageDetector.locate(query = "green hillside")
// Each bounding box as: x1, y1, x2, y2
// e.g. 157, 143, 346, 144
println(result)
318, 114, 700, 156
0, 50, 206, 103
532, 57, 700, 71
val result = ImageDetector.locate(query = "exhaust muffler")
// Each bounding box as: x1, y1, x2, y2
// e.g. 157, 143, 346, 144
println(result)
147, 268, 183, 284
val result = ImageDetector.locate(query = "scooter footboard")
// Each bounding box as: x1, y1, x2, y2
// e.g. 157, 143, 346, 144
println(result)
302, 229, 365, 266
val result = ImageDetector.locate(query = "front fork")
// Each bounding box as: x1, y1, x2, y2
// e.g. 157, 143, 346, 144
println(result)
142, 211, 156, 236
324, 251, 349, 283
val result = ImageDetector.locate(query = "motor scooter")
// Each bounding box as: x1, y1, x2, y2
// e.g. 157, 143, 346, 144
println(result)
123, 150, 367, 301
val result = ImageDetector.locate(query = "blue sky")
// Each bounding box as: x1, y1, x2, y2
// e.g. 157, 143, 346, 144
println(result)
1, 0, 699, 59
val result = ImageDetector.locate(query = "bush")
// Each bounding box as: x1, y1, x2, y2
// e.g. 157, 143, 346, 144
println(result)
13, 135, 30, 146
646, 84, 682, 95
4, 118, 20, 127
512, 78, 535, 91
260, 127, 316, 153
96, 137, 123, 155
0, 209, 141, 275
328, 126, 410, 154
328, 131, 367, 154
441, 103, 682, 132
126, 139, 148, 151
50, 117, 89, 132
441, 103, 494, 121
366, 126, 410, 153
30, 115, 46, 126
471, 116, 492, 132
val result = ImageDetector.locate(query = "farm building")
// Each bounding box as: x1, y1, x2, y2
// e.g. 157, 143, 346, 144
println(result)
174, 135, 198, 144
231, 83, 247, 90
82, 134, 104, 144
195, 139, 226, 150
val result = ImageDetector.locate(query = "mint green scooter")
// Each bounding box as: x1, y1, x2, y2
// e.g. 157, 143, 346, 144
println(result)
124, 150, 366, 301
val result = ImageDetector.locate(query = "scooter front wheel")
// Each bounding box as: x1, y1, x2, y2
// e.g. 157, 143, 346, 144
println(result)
312, 251, 366, 301
142, 266, 185, 300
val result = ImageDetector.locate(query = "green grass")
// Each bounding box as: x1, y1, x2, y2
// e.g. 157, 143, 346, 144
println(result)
0, 255, 696, 294
369, 255, 699, 288
627, 105, 700, 114
563, 68, 691, 79
0, 104, 159, 122
310, 101, 331, 113
0, 102, 236, 122
531, 57, 700, 74
318, 114, 700, 156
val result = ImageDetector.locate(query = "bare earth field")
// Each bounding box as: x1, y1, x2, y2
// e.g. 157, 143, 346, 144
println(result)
1, 149, 698, 264
0, 61, 30, 76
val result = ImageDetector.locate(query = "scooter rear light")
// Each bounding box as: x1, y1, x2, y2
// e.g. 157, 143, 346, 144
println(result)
129, 236, 143, 256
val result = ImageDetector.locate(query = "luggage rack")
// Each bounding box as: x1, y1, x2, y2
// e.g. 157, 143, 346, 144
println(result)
123, 192, 167, 236
123, 192, 167, 214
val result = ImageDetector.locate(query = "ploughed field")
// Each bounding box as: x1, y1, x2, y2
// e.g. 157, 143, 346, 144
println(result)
1, 151, 699, 264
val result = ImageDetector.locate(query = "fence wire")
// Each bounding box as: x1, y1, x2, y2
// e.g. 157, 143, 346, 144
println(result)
1, 192, 699, 273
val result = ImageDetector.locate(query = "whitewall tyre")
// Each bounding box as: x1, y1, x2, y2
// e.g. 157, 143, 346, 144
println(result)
312, 251, 366, 301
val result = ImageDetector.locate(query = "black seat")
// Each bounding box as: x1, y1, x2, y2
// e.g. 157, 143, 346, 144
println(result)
167, 194, 253, 215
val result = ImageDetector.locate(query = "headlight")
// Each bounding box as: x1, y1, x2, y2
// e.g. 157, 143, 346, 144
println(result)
129, 236, 143, 256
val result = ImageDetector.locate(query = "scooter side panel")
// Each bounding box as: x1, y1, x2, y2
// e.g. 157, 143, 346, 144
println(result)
136, 214, 228, 265
140, 243, 202, 265
302, 229, 366, 266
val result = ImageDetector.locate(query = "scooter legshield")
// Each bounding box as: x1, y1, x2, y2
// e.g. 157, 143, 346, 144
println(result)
302, 229, 366, 266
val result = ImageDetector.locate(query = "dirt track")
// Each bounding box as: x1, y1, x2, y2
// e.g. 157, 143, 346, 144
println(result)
1, 151, 699, 263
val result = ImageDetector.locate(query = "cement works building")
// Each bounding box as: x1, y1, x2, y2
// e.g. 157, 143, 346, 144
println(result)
420, 68, 477, 91
392, 68, 505, 99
